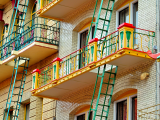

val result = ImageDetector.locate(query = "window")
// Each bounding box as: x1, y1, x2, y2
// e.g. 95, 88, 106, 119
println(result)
116, 97, 137, 120
74, 106, 93, 120
117, 0, 138, 47
116, 100, 127, 120
76, 112, 92, 120
132, 97, 137, 120
119, 7, 129, 25
25, 104, 30, 120
77, 114, 85, 120
79, 26, 95, 68
31, 3, 37, 26
114, 89, 137, 120
15, 14, 19, 36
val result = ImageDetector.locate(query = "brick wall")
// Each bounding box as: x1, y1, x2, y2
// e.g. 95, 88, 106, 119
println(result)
57, 0, 158, 119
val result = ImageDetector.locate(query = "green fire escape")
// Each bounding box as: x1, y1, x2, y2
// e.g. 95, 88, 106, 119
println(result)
3, 0, 30, 120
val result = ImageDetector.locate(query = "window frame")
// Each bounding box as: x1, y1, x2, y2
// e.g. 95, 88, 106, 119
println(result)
24, 103, 30, 120
77, 24, 95, 50
74, 110, 93, 120
113, 94, 137, 120
31, 2, 37, 27
116, 0, 138, 29
74, 112, 86, 120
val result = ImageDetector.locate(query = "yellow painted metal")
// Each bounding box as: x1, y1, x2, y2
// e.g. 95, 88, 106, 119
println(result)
119, 26, 134, 49
53, 60, 60, 80
90, 42, 97, 63
32, 71, 39, 89
37, 0, 62, 18
31, 49, 154, 96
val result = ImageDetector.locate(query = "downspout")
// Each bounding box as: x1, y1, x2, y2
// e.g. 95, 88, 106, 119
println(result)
156, 0, 160, 117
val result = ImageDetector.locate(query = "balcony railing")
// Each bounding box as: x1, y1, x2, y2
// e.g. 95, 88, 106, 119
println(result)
40, 0, 55, 8
31, 23, 155, 90
0, 17, 60, 60
138, 104, 160, 119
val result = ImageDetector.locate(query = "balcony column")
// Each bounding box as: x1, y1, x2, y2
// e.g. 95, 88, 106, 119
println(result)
31, 69, 40, 90
117, 23, 135, 49
89, 38, 98, 63
52, 57, 62, 80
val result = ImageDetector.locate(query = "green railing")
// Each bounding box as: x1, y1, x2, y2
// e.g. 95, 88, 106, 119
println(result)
32, 25, 155, 89
0, 17, 60, 60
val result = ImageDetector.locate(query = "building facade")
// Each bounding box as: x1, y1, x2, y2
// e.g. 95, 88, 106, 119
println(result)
0, 0, 160, 120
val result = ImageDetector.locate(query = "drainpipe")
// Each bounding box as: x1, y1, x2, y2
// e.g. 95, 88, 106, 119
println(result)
156, 0, 160, 117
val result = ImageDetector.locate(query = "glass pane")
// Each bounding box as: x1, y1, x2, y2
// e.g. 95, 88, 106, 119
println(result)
119, 7, 129, 25
116, 100, 127, 120
89, 111, 93, 120
132, 97, 137, 120
125, 7, 129, 23
77, 114, 85, 120
119, 10, 124, 25
26, 104, 30, 120
92, 26, 95, 39
79, 30, 88, 68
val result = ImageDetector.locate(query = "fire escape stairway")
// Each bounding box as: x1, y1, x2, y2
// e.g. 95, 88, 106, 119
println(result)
87, 0, 117, 120
3, 0, 30, 120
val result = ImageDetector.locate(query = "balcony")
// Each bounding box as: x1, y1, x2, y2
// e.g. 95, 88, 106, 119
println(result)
37, 0, 92, 20
0, 17, 60, 81
31, 23, 158, 99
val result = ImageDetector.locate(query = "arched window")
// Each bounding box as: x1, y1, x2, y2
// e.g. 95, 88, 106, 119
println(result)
74, 105, 93, 120
31, 3, 37, 27
114, 89, 137, 120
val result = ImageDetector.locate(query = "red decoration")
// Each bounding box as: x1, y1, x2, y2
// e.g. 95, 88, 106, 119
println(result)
117, 23, 135, 29
89, 38, 99, 44
147, 50, 160, 59
31, 69, 41, 74
52, 57, 62, 63
0, 10, 3, 21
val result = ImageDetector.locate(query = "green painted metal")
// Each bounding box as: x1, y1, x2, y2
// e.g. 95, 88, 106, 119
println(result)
120, 31, 124, 48
126, 31, 131, 47
86, 0, 115, 45
88, 65, 118, 120
8, 0, 29, 38
3, 57, 30, 120
0, 17, 60, 61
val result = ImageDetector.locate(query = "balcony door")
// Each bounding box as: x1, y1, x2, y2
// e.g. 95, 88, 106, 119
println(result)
79, 29, 88, 68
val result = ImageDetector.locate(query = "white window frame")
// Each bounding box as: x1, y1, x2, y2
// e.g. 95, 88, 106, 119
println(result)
116, 0, 138, 29
113, 97, 127, 120
113, 94, 137, 120
129, 94, 137, 120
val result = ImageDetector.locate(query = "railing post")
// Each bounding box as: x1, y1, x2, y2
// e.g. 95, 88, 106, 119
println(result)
117, 23, 135, 49
31, 69, 40, 90
52, 57, 62, 80
89, 38, 98, 63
